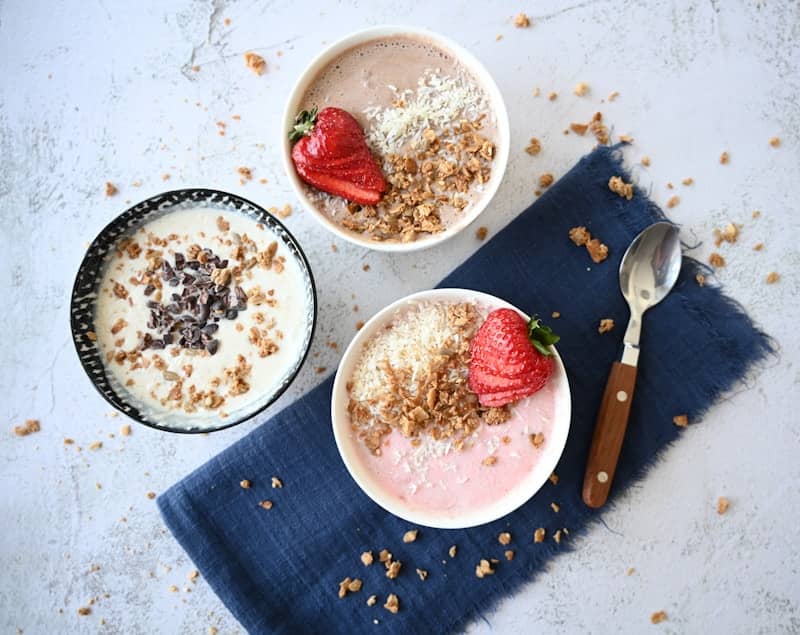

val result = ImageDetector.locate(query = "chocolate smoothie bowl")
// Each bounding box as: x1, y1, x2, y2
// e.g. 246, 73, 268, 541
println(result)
282, 26, 510, 252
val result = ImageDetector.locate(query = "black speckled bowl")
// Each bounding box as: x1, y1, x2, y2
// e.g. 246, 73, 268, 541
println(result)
70, 189, 317, 434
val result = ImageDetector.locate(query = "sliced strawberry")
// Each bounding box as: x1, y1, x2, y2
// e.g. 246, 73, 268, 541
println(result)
468, 309, 560, 408
289, 106, 386, 204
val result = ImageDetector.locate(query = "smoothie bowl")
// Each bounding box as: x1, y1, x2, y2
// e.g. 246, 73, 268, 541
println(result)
331, 289, 571, 529
282, 26, 510, 252
71, 189, 316, 433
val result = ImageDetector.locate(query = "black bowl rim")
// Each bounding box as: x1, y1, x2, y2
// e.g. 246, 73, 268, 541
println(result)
70, 187, 318, 434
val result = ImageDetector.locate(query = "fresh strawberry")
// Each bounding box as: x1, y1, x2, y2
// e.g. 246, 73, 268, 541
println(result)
289, 106, 387, 205
468, 309, 560, 407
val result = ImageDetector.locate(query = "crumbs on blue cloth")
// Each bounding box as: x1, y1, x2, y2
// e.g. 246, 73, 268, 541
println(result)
158, 145, 772, 635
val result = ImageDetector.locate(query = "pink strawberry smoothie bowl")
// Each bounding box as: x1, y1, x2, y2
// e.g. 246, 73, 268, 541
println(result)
331, 289, 571, 529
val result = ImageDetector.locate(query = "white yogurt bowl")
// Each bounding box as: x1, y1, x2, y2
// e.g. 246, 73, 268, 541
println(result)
331, 288, 571, 529
281, 25, 510, 253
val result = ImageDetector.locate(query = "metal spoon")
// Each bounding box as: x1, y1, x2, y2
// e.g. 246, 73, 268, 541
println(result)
582, 221, 682, 508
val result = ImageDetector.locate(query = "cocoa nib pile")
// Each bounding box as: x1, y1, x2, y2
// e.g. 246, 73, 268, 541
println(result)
141, 246, 247, 354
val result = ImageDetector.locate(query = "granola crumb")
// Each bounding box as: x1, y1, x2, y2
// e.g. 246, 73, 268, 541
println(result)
682, 177, 694, 186
666, 195, 680, 209
146, 491, 156, 500
482, 455, 498, 466
525, 137, 542, 155
169, 585, 179, 593
753, 242, 763, 251
569, 226, 590, 246
550, 502, 561, 513
549, 472, 559, 485
208, 628, 218, 635
416, 568, 428, 581
476, 226, 489, 241
695, 273, 705, 287
277, 204, 292, 219
504, 549, 515, 561
551, 311, 560, 319
666, 182, 674, 190
315, 366, 327, 374
236, 167, 253, 182
717, 496, 729, 514
538, 173, 554, 188
513, 12, 531, 27
608, 175, 634, 200
385, 560, 402, 579
105, 182, 118, 197
641, 156, 651, 167
384, 593, 399, 613
626, 567, 635, 576
619, 134, 634, 143
355, 321, 364, 331
361, 551, 374, 566
573, 82, 589, 96
495, 34, 503, 41
570, 122, 589, 135
586, 238, 609, 264
244, 52, 267, 75
475, 559, 495, 578
403, 529, 418, 543
271, 476, 283, 488
448, 545, 457, 558
713, 223, 739, 246
769, 136, 780, 148
258, 500, 273, 510
533, 86, 540, 97
239, 479, 251, 489
709, 253, 725, 268
608, 91, 620, 101
719, 151, 729, 164
88, 441, 103, 451
651, 610, 667, 624
598, 318, 615, 334
362, 263, 370, 272
188, 569, 199, 582
379, 549, 392, 563
673, 414, 689, 428
498, 532, 511, 545
548, 91, 558, 101
64, 438, 74, 445
13, 419, 40, 436
534, 528, 546, 543
120, 424, 131, 436
367, 595, 377, 606
553, 529, 562, 544
530, 432, 545, 448
766, 271, 779, 284
752, 210, 761, 219
77, 607, 92, 616
162, 173, 171, 181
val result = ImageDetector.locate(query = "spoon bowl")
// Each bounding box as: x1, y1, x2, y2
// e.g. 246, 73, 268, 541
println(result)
620, 222, 682, 315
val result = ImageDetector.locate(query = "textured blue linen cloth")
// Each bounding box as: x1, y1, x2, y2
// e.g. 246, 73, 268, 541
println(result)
158, 146, 772, 634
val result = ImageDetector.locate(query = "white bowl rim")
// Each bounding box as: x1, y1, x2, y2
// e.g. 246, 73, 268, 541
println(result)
330, 288, 572, 529
280, 25, 511, 253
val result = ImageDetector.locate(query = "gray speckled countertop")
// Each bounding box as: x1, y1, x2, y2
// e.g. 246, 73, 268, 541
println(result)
1, 1, 798, 633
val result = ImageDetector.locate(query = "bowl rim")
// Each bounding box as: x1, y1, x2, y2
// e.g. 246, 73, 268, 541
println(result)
330, 288, 572, 529
70, 187, 318, 434
280, 24, 511, 253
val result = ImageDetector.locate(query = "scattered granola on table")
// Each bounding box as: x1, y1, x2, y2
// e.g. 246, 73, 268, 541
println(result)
525, 137, 542, 155
709, 253, 725, 268
384, 593, 400, 613
651, 610, 667, 624
498, 532, 512, 545
13, 419, 40, 436
244, 52, 267, 75
719, 151, 729, 164
105, 181, 118, 197
717, 496, 729, 514
765, 272, 779, 284
534, 527, 546, 543
475, 559, 495, 578
695, 274, 706, 287
476, 226, 489, 241
673, 414, 688, 428
513, 12, 531, 27
573, 82, 589, 96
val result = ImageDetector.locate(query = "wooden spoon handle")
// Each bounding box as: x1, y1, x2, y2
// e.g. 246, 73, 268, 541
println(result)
582, 361, 638, 508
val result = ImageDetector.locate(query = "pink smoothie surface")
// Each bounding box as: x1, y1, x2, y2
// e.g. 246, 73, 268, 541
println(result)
349, 377, 558, 517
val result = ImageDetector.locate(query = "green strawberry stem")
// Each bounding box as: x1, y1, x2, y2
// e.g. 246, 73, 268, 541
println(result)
527, 317, 560, 357
288, 107, 318, 144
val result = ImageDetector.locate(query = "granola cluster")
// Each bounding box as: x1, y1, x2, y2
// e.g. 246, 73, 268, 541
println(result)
347, 303, 510, 455
337, 119, 495, 242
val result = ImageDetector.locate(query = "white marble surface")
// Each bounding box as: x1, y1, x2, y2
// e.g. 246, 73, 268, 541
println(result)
1, 1, 798, 633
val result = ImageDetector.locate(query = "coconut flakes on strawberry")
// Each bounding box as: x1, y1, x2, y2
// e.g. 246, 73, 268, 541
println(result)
289, 106, 387, 205
469, 309, 560, 407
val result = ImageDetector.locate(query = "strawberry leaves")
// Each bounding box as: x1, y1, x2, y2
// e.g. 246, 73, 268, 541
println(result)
288, 107, 318, 144
527, 317, 560, 357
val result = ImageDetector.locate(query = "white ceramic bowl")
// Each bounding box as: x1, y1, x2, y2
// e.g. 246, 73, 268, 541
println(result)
281, 25, 511, 253
331, 288, 571, 529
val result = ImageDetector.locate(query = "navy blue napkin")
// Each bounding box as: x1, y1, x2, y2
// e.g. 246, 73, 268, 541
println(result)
158, 146, 772, 634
